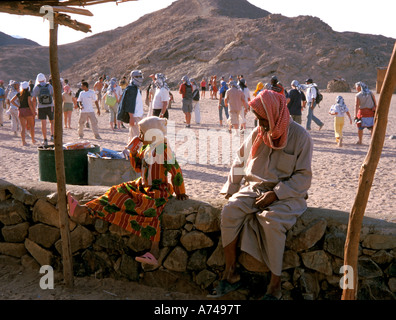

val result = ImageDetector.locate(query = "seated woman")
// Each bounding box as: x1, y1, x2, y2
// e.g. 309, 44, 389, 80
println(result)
67, 116, 188, 266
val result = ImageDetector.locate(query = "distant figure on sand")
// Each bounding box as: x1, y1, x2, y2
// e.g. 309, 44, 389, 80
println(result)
179, 75, 193, 128
354, 81, 377, 145
190, 78, 201, 124
152, 73, 170, 119
224, 81, 248, 134
329, 95, 352, 147
286, 80, 306, 125
62, 81, 74, 129
10, 81, 36, 146
218, 80, 229, 127
303, 78, 324, 131
77, 81, 101, 140
118, 70, 145, 141
0, 80, 5, 127
213, 89, 313, 300
67, 116, 188, 267
6, 80, 21, 136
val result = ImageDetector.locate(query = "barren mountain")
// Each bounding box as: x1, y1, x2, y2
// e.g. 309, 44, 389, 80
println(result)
1, 0, 394, 89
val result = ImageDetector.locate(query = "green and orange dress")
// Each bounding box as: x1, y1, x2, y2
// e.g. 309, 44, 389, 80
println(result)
85, 139, 186, 243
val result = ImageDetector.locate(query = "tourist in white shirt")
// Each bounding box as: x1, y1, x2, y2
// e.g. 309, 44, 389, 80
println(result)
152, 73, 170, 119
77, 81, 101, 140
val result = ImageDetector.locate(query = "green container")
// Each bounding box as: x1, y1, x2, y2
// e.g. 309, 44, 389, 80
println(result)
38, 144, 100, 185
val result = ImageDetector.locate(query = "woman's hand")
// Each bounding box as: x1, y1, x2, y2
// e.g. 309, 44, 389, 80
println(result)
176, 194, 189, 201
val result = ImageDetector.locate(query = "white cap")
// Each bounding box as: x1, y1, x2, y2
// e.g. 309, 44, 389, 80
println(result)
21, 81, 29, 90
37, 73, 46, 82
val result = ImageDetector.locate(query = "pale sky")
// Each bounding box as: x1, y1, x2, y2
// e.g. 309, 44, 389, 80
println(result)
0, 0, 395, 46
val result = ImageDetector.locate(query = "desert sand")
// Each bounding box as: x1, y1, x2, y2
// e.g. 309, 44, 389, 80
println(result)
0, 89, 395, 300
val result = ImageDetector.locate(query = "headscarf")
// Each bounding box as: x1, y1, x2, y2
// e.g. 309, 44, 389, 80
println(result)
335, 95, 348, 114
249, 90, 290, 157
253, 82, 264, 97
355, 81, 371, 96
219, 80, 228, 95
291, 80, 302, 93
130, 70, 144, 87
181, 75, 191, 86
108, 77, 117, 93
137, 117, 173, 184
155, 73, 169, 90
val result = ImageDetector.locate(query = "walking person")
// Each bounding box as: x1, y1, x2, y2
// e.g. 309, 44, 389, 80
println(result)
6, 80, 21, 136
238, 78, 250, 131
104, 78, 123, 131
62, 82, 74, 129
354, 81, 377, 145
117, 70, 145, 141
179, 76, 193, 128
152, 73, 170, 119
218, 80, 229, 127
286, 80, 306, 125
0, 80, 5, 127
303, 78, 324, 131
191, 78, 201, 124
200, 77, 207, 99
10, 81, 37, 146
77, 81, 101, 140
224, 81, 248, 134
32, 73, 55, 145
329, 95, 352, 147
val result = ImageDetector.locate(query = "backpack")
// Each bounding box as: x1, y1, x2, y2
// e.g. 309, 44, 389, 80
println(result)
192, 88, 200, 101
38, 83, 53, 105
184, 84, 193, 100
314, 86, 323, 105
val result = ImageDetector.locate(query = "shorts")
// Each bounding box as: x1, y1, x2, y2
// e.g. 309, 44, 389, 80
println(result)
229, 110, 240, 125
357, 117, 374, 130
201, 87, 206, 91
63, 102, 74, 112
38, 106, 54, 120
153, 108, 169, 119
182, 99, 193, 113
18, 108, 33, 118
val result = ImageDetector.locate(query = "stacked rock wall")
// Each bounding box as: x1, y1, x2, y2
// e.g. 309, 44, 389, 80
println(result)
0, 179, 395, 300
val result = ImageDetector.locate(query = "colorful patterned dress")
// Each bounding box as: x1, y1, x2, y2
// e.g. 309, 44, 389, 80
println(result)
85, 140, 186, 243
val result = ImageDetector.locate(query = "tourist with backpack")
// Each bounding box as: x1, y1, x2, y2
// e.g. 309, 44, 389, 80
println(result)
303, 78, 324, 131
179, 76, 193, 128
152, 73, 170, 119
32, 73, 55, 145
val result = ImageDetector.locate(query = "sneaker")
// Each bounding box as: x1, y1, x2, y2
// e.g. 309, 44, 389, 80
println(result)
185, 124, 191, 128
121, 124, 126, 129
114, 124, 118, 129
43, 139, 48, 146
95, 135, 102, 140
50, 135, 54, 141
86, 122, 90, 128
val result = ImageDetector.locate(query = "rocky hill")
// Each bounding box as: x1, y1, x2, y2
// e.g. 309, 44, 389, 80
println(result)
1, 0, 394, 89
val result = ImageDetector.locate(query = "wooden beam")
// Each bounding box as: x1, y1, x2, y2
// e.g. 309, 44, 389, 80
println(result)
51, 6, 94, 16
341, 41, 396, 300
49, 22, 74, 288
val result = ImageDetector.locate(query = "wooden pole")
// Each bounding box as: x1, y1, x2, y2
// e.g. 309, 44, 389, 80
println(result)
341, 41, 396, 300
49, 22, 74, 288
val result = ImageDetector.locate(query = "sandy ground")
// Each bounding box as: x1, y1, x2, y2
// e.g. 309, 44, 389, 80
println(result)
0, 89, 395, 300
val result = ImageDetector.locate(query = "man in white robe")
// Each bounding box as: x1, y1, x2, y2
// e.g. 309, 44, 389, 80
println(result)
216, 89, 313, 300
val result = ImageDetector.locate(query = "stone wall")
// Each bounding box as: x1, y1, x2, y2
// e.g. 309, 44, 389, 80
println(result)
0, 179, 395, 300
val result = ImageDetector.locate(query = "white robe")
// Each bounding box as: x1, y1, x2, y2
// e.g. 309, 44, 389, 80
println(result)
220, 119, 313, 275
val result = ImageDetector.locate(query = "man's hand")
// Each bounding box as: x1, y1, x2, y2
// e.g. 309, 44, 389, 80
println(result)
176, 194, 189, 201
255, 191, 278, 210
